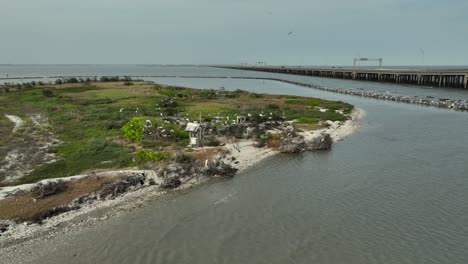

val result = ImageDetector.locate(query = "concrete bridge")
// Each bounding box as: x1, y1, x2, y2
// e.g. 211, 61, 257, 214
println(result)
221, 66, 468, 89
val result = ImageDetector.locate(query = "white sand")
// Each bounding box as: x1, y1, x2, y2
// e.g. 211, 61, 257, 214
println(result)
220, 141, 277, 172
5, 115, 24, 133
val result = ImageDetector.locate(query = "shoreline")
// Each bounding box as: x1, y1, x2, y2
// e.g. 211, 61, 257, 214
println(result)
0, 108, 364, 248
222, 108, 365, 172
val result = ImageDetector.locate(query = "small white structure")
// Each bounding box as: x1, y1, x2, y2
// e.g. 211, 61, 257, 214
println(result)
186, 122, 203, 147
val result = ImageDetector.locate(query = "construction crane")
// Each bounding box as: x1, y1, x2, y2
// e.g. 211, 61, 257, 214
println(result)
353, 58, 383, 68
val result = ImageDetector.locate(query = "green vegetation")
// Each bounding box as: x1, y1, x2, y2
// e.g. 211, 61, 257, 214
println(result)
122, 117, 188, 142
21, 139, 132, 184
134, 150, 172, 167
0, 81, 353, 185
294, 117, 320, 124
285, 98, 354, 114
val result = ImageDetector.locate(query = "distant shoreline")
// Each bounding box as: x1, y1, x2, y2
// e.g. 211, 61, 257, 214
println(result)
3, 75, 468, 111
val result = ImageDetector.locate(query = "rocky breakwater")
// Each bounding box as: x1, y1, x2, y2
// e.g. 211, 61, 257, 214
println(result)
279, 133, 333, 153
279, 79, 468, 111
231, 77, 468, 111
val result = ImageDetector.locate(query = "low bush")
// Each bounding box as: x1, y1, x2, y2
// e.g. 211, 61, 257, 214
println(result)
205, 136, 221, 147
42, 89, 55, 97
135, 150, 172, 165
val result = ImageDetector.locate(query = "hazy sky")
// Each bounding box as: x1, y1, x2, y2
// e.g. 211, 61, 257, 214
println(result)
1, 0, 467, 65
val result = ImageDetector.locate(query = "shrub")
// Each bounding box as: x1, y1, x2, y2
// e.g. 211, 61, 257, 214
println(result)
135, 150, 156, 163
122, 117, 189, 142
174, 153, 195, 164
42, 89, 55, 97
99, 76, 121, 82
135, 150, 172, 166
122, 118, 146, 141
154, 151, 173, 162
205, 136, 221, 147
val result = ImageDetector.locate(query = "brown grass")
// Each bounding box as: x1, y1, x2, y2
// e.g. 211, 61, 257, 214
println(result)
266, 139, 282, 150
0, 176, 116, 222
187, 147, 227, 161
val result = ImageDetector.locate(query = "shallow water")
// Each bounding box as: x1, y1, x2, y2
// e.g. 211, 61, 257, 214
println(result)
3, 66, 468, 264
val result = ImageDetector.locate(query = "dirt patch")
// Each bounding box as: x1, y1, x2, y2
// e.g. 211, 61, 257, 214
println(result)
187, 147, 227, 161
0, 114, 60, 183
0, 176, 115, 223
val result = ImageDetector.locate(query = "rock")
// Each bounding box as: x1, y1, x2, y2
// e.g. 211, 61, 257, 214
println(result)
31, 180, 68, 199
100, 215, 109, 221
0, 223, 8, 234
160, 178, 182, 189
204, 160, 238, 178
99, 174, 146, 199
279, 136, 307, 153
307, 133, 332, 150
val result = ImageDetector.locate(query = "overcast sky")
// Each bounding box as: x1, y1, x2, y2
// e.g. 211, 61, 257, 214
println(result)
1, 0, 467, 65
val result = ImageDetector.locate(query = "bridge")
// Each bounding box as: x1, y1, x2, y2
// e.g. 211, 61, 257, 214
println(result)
221, 66, 468, 89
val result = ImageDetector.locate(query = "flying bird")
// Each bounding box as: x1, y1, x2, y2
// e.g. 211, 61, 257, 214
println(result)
288, 31, 294, 36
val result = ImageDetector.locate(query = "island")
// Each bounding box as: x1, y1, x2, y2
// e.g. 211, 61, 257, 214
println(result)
0, 78, 361, 240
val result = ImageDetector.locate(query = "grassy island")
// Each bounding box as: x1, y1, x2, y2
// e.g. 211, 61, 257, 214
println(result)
0, 79, 354, 224
0, 79, 353, 185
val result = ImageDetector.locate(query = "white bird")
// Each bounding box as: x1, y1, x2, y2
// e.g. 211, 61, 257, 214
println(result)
119, 108, 124, 113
